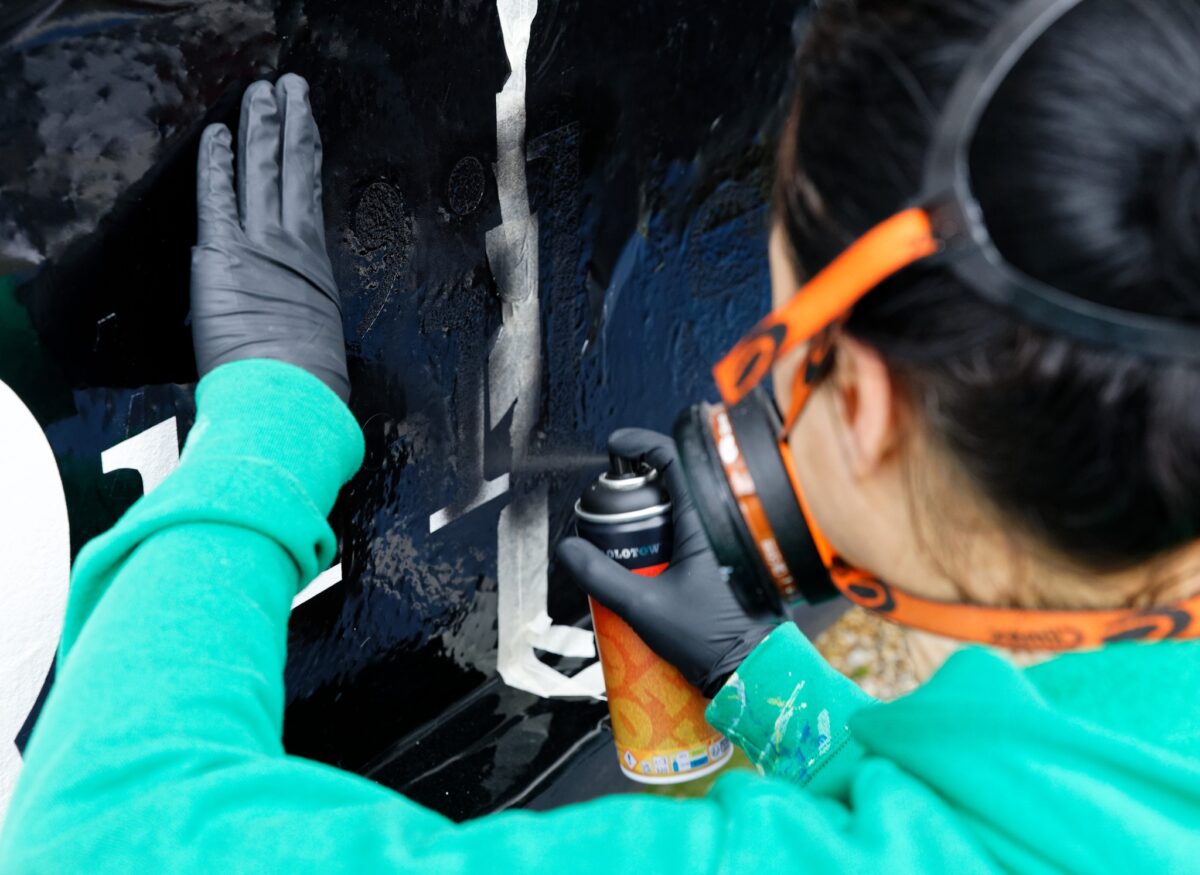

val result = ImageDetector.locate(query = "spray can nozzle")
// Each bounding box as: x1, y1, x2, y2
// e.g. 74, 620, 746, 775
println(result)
607, 451, 650, 480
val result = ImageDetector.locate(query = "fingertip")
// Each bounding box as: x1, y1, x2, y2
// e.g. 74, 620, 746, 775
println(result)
557, 536, 637, 602
245, 79, 274, 101
238, 78, 283, 236
201, 123, 232, 149
557, 537, 618, 587
200, 128, 233, 175
607, 429, 638, 459
241, 79, 277, 123
608, 427, 645, 445
278, 73, 318, 133
276, 72, 309, 92
554, 536, 593, 569
198, 124, 232, 175
608, 428, 675, 462
608, 426, 668, 447
276, 74, 314, 123
196, 124, 237, 234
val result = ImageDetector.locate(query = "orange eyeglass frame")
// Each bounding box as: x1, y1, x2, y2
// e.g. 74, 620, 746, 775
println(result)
710, 205, 1200, 649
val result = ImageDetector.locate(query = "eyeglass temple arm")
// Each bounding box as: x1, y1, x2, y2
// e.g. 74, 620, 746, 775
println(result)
712, 208, 939, 408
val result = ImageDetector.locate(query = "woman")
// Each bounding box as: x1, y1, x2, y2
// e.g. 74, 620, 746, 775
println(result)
2, 0, 1198, 871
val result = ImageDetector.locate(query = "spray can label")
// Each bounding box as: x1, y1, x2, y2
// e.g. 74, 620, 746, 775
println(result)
576, 468, 733, 785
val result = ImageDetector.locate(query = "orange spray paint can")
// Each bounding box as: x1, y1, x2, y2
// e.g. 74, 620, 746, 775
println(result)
575, 453, 733, 784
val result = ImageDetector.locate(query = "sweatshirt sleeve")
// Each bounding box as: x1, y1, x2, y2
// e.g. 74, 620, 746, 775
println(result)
0, 359, 992, 875
706, 622, 878, 786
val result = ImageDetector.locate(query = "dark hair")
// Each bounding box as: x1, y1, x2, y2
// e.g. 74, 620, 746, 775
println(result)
776, 0, 1200, 573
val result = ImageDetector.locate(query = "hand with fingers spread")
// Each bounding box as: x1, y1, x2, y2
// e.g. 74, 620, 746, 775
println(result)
191, 74, 350, 401
556, 429, 783, 697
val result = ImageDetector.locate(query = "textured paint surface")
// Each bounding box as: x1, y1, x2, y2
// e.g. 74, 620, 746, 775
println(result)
0, 0, 815, 819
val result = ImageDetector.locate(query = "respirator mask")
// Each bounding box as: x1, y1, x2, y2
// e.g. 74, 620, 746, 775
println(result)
673, 0, 1200, 649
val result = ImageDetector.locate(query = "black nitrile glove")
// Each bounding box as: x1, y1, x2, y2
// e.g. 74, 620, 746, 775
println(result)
191, 74, 350, 401
557, 429, 782, 697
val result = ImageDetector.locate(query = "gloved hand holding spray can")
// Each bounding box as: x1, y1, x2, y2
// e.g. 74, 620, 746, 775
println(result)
560, 430, 780, 783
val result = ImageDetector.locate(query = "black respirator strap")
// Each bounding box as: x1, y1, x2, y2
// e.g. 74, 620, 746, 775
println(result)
922, 0, 1200, 362
674, 404, 778, 614
727, 389, 838, 607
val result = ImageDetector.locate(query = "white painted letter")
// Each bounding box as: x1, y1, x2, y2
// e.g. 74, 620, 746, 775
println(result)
101, 416, 180, 495
488, 0, 601, 699
0, 380, 71, 824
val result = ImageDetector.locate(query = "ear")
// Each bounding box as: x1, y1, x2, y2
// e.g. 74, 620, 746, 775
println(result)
827, 334, 902, 477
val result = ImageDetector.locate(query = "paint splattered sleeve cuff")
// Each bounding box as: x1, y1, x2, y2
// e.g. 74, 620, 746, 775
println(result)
705, 621, 877, 783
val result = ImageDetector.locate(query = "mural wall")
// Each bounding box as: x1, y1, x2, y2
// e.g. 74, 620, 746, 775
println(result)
0, 0, 816, 821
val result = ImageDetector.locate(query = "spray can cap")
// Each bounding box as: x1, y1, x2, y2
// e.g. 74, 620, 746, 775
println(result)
576, 452, 671, 520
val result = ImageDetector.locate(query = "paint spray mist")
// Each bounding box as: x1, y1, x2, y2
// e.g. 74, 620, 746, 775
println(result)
574, 452, 733, 784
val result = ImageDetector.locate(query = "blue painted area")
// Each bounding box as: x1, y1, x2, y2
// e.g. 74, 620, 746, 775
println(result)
579, 167, 771, 442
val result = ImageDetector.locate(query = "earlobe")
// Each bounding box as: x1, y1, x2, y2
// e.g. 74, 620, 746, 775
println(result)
830, 336, 900, 477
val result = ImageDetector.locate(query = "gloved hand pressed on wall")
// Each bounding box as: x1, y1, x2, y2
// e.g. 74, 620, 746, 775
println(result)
191, 74, 350, 401
556, 429, 783, 698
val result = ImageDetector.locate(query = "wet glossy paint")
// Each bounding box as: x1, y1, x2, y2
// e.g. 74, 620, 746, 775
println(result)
0, 0, 819, 819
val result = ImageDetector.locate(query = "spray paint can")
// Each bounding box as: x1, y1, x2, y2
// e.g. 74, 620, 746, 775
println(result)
575, 452, 734, 784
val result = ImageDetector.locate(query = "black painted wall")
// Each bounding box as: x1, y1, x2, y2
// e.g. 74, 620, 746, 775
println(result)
0, 0, 811, 819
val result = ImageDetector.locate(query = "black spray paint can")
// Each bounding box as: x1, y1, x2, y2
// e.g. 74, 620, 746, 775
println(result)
575, 452, 733, 784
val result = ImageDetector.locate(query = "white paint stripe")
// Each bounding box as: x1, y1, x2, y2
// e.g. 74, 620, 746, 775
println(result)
489, 0, 538, 306
493, 0, 539, 231
428, 473, 510, 533
486, 269, 541, 449
101, 417, 179, 495
292, 563, 343, 608
569, 660, 606, 699
530, 621, 596, 659
486, 0, 602, 698
495, 487, 599, 696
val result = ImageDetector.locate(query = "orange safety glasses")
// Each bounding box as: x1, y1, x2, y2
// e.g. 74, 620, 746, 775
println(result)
709, 207, 1200, 649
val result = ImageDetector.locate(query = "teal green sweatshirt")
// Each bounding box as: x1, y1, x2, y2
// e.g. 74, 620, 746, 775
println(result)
2, 359, 1198, 873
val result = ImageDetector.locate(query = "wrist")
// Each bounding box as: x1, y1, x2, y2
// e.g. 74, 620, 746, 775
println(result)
185, 359, 364, 513
699, 621, 782, 698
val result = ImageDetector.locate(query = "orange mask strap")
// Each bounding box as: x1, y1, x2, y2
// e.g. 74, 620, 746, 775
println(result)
781, 455, 1200, 649
710, 385, 1200, 649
